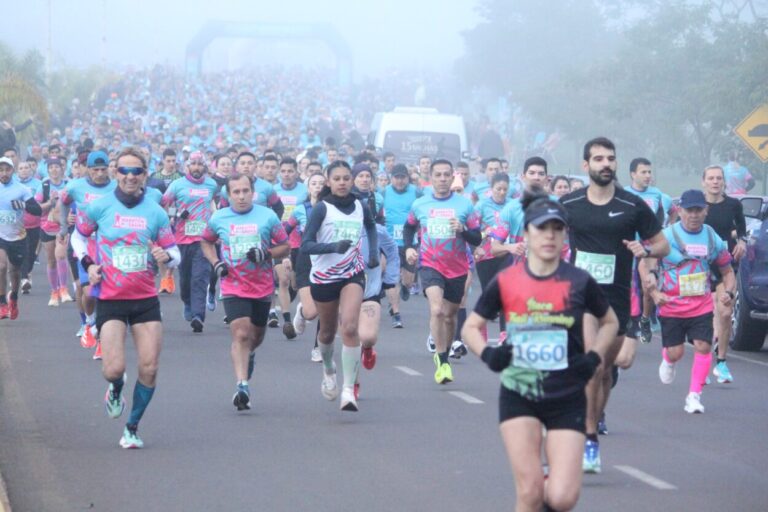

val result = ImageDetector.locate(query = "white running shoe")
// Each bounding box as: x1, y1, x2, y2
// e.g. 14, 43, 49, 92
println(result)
293, 303, 307, 335
449, 340, 468, 359
321, 364, 340, 400
684, 392, 705, 414
426, 334, 436, 353
658, 359, 676, 384
310, 347, 322, 363
340, 386, 358, 412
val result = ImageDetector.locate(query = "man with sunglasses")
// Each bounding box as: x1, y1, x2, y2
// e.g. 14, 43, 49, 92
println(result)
161, 151, 220, 333
60, 150, 117, 358
72, 147, 180, 449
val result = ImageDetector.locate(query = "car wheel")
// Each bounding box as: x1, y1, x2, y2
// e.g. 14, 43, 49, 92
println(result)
730, 278, 768, 352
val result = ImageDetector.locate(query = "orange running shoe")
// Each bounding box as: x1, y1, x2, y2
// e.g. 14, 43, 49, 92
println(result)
59, 287, 74, 303
81, 325, 97, 349
158, 276, 170, 294
92, 341, 102, 360
166, 274, 176, 294
8, 299, 18, 320
48, 291, 60, 306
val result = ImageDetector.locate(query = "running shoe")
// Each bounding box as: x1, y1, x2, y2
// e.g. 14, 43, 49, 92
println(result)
206, 284, 217, 311
283, 322, 297, 340
75, 324, 86, 338
48, 291, 60, 307
247, 351, 255, 380
684, 392, 705, 414
650, 314, 661, 333
639, 316, 652, 344
0, 303, 8, 320
191, 317, 204, 333
268, 311, 279, 328
433, 354, 453, 384
104, 383, 126, 419
410, 282, 421, 295
392, 312, 403, 328
81, 325, 97, 349
233, 387, 251, 411
658, 359, 676, 384
158, 276, 172, 294
92, 342, 102, 360
119, 425, 144, 449
449, 340, 468, 359
353, 382, 360, 401
361, 346, 377, 370
399, 283, 410, 302
426, 334, 436, 353
583, 440, 601, 474
310, 347, 322, 363
21, 278, 31, 294
8, 299, 18, 320
597, 413, 608, 435
293, 303, 307, 335
59, 287, 74, 303
713, 361, 733, 384
321, 364, 339, 400
340, 386, 358, 412
183, 304, 192, 322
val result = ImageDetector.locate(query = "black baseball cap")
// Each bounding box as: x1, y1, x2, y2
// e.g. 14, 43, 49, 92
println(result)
524, 199, 569, 227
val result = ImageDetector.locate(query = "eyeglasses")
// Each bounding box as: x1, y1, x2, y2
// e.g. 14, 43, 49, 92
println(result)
117, 166, 145, 176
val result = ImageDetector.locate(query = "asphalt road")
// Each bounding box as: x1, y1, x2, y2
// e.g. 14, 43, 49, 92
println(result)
1, 265, 768, 511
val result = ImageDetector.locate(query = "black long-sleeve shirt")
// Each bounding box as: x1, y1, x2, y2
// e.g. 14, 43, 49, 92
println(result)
301, 196, 377, 258
705, 196, 746, 251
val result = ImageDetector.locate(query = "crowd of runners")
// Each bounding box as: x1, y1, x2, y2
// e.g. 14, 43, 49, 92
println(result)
0, 77, 755, 510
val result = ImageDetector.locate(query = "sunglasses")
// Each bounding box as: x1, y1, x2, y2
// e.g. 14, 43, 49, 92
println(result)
117, 166, 145, 176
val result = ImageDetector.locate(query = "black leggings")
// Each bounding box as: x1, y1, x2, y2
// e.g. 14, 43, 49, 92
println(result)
476, 257, 508, 332
21, 227, 41, 279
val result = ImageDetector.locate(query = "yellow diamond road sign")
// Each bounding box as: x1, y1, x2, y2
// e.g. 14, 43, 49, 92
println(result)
735, 104, 768, 162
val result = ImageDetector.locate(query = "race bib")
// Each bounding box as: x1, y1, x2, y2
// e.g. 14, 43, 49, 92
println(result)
510, 329, 568, 371
0, 210, 16, 225
184, 220, 206, 236
426, 217, 454, 239
112, 246, 148, 273
574, 251, 616, 285
230, 234, 261, 260
282, 205, 296, 221
393, 224, 404, 241
679, 272, 707, 297
333, 220, 361, 242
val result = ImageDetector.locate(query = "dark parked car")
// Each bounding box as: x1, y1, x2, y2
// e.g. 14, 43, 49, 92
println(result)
730, 196, 768, 351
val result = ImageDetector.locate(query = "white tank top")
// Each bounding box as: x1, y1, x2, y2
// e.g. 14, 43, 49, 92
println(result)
310, 199, 365, 284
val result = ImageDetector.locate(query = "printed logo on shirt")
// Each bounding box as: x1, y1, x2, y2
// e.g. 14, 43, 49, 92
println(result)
114, 214, 147, 230
429, 208, 455, 219
84, 192, 104, 204
685, 244, 708, 258
189, 188, 210, 198
608, 211, 624, 218
281, 195, 298, 205
230, 223, 259, 235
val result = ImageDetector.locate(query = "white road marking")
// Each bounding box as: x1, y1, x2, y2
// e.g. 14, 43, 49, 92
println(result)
394, 365, 422, 376
614, 465, 677, 490
448, 391, 484, 404
725, 352, 768, 368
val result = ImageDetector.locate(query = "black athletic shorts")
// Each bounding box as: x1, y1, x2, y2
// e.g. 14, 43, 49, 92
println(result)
660, 312, 714, 348
420, 266, 466, 305
499, 385, 586, 434
603, 285, 630, 337
39, 231, 57, 243
96, 296, 162, 331
310, 272, 366, 303
222, 296, 271, 326
0, 238, 25, 268
398, 246, 416, 273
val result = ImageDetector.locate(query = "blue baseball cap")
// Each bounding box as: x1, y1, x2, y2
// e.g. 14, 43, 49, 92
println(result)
87, 150, 109, 168
679, 189, 707, 209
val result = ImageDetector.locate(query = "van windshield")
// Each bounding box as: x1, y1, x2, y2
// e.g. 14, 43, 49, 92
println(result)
384, 131, 461, 164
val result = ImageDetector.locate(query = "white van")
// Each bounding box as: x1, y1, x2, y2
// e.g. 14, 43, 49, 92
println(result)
367, 107, 469, 165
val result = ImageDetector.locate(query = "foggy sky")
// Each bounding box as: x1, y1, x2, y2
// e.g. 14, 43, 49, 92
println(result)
5, 0, 480, 79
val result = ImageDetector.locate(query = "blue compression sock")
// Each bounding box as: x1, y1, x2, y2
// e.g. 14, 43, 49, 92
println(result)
127, 380, 155, 427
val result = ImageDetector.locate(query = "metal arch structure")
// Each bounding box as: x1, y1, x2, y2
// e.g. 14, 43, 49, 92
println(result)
185, 21, 353, 86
